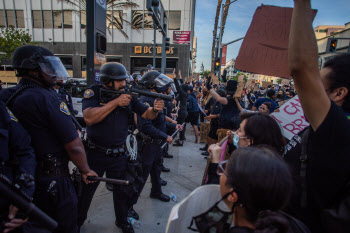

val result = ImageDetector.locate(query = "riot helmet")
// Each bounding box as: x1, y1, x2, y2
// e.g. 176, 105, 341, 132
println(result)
99, 62, 129, 85
139, 71, 175, 93
12, 45, 70, 86
132, 73, 142, 82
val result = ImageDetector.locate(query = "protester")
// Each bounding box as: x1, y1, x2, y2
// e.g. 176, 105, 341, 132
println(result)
258, 102, 273, 114
251, 89, 278, 113
185, 85, 200, 143
283, 1, 350, 232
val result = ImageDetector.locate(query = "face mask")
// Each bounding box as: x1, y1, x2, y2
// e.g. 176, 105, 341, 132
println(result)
188, 192, 234, 233
233, 133, 240, 148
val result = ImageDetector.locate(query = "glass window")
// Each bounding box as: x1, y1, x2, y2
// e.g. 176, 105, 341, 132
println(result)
107, 10, 123, 29
81, 56, 86, 71
132, 11, 153, 29
6, 10, 15, 27
53, 11, 62, 28
32, 10, 42, 28
166, 11, 181, 30
16, 10, 25, 28
43, 10, 52, 28
0, 11, 6, 27
58, 56, 73, 70
80, 11, 86, 29
63, 11, 72, 28
107, 57, 121, 63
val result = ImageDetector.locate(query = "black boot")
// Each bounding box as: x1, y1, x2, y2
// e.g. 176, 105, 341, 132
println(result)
128, 207, 139, 220
115, 221, 135, 233
201, 151, 209, 156
199, 144, 208, 151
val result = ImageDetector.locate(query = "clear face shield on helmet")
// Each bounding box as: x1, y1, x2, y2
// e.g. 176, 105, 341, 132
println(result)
154, 74, 176, 93
38, 56, 70, 81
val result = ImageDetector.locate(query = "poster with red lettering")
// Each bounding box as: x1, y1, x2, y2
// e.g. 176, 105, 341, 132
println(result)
235, 5, 317, 78
270, 96, 309, 140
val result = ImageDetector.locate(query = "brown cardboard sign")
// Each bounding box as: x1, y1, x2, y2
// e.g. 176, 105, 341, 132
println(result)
210, 73, 219, 85
234, 81, 245, 98
235, 5, 317, 78
200, 122, 211, 143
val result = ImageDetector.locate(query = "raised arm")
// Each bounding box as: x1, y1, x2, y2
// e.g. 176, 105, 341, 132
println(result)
288, 0, 330, 131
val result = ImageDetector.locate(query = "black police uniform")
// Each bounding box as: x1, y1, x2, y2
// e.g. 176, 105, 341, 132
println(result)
54, 87, 74, 115
0, 101, 36, 228
78, 85, 148, 227
0, 78, 80, 233
137, 95, 176, 197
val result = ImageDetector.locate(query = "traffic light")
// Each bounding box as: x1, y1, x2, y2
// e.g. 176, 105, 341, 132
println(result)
326, 38, 338, 53
215, 58, 220, 72
165, 38, 170, 51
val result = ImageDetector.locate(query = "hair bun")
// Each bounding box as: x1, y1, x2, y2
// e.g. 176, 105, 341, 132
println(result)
254, 210, 289, 233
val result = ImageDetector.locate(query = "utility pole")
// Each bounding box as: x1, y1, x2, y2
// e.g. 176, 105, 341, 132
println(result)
216, 0, 238, 78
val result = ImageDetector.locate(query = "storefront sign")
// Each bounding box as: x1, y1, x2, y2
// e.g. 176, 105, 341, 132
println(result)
221, 45, 227, 66
270, 96, 309, 140
173, 31, 191, 44
94, 52, 106, 65
134, 46, 175, 55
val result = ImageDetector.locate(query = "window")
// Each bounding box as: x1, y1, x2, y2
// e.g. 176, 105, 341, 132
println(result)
80, 11, 86, 29
132, 11, 153, 29
58, 56, 73, 70
6, 10, 15, 27
63, 11, 72, 28
16, 10, 25, 28
0, 11, 6, 27
43, 10, 52, 28
81, 56, 87, 71
107, 57, 121, 63
107, 10, 123, 29
319, 29, 327, 33
166, 11, 181, 30
53, 11, 62, 28
32, 10, 42, 28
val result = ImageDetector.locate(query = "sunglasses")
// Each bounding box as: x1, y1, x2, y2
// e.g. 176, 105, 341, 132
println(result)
217, 160, 228, 176
259, 106, 268, 111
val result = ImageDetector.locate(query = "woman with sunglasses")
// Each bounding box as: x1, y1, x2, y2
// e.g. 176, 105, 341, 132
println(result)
206, 112, 286, 184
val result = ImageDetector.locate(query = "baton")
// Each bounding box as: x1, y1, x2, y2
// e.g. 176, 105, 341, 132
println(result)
87, 176, 129, 185
160, 123, 185, 149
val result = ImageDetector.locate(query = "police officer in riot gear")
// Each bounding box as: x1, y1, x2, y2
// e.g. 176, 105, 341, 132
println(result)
79, 62, 164, 233
0, 45, 97, 233
0, 101, 36, 233
136, 71, 182, 203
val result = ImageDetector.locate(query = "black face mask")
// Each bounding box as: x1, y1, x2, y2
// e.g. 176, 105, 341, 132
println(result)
188, 192, 234, 233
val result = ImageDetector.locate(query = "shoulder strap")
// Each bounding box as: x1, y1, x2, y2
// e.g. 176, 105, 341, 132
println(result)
300, 128, 310, 208
5, 84, 39, 107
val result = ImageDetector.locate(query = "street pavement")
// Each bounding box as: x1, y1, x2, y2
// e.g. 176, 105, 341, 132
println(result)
80, 128, 207, 233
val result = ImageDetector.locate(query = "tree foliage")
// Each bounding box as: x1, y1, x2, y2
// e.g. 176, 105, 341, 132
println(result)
200, 69, 211, 78
277, 78, 283, 84
0, 28, 36, 63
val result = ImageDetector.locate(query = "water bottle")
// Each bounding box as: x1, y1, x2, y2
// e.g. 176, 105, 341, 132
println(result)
170, 192, 178, 202
128, 218, 141, 228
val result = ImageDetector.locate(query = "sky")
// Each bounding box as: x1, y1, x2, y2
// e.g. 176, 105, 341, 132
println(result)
194, 0, 350, 72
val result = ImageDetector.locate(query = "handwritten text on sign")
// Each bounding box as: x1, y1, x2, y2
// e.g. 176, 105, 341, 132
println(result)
270, 96, 309, 140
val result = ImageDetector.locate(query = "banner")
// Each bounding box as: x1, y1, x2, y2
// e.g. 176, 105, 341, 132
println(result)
281, 79, 290, 86
173, 31, 191, 44
235, 5, 317, 78
270, 95, 309, 140
221, 45, 227, 66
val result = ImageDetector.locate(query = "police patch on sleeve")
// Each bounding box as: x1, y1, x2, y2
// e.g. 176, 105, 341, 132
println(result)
144, 102, 150, 107
84, 89, 94, 98
6, 107, 18, 122
60, 102, 71, 115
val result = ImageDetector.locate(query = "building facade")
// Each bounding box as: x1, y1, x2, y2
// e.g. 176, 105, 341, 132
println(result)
0, 0, 196, 78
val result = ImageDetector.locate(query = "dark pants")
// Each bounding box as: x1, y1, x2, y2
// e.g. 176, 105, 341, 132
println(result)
23, 176, 78, 233
138, 143, 162, 196
177, 111, 188, 141
77, 150, 129, 226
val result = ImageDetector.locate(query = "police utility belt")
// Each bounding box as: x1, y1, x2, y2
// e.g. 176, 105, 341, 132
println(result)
86, 140, 127, 157
37, 153, 69, 178
136, 132, 163, 145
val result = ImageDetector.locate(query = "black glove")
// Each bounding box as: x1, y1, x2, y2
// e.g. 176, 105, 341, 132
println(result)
206, 76, 212, 90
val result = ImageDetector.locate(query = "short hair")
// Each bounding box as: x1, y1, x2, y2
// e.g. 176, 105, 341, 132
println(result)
262, 102, 273, 110
267, 89, 275, 98
323, 53, 350, 112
